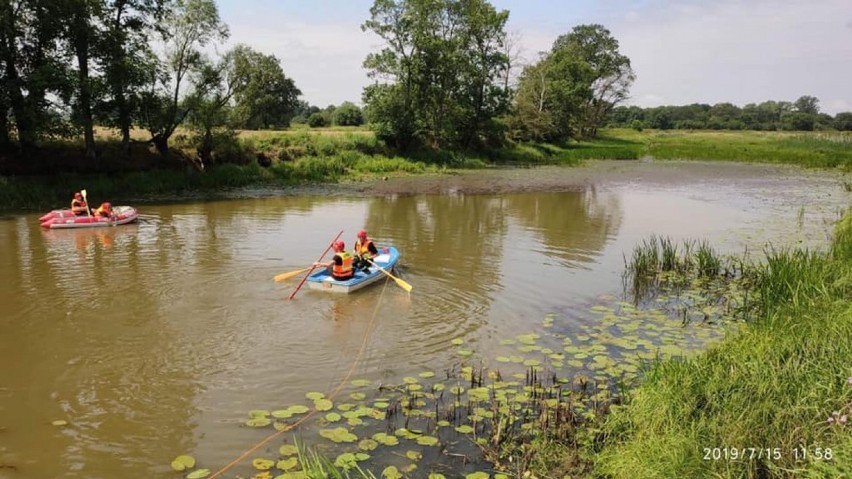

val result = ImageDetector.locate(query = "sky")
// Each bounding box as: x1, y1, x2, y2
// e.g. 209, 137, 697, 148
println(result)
216, 0, 852, 115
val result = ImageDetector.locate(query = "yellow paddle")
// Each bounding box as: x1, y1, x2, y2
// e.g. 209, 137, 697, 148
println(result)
273, 267, 313, 282
368, 260, 412, 293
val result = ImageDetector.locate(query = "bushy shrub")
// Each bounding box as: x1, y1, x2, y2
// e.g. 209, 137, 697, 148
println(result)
333, 102, 364, 126
307, 113, 327, 128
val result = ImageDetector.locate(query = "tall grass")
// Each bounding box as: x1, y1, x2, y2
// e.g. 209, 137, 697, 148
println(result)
597, 211, 852, 478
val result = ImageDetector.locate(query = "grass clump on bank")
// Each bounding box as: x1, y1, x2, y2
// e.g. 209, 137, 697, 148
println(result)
593, 211, 852, 478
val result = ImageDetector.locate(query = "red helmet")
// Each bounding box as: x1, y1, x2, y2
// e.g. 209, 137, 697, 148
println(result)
332, 240, 345, 251
357, 229, 367, 239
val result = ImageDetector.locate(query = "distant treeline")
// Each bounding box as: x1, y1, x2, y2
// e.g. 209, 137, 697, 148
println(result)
608, 96, 852, 131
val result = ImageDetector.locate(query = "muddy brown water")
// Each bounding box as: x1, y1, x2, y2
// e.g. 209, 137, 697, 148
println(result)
0, 161, 848, 478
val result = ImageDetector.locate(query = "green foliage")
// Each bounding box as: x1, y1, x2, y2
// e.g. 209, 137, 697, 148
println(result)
227, 45, 301, 129
598, 210, 852, 478
333, 102, 364, 126
509, 24, 634, 142
308, 113, 328, 128
362, 0, 511, 150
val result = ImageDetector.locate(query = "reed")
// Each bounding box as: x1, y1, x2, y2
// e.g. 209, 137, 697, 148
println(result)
597, 211, 852, 478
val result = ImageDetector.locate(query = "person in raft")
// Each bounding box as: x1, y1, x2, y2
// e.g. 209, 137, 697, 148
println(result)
314, 240, 354, 281
71, 192, 89, 216
353, 229, 379, 272
92, 202, 113, 218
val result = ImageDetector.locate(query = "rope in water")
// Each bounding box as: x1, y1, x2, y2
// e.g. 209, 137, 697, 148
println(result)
207, 276, 392, 479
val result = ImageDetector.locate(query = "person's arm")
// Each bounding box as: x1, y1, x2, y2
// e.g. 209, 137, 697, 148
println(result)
368, 242, 379, 256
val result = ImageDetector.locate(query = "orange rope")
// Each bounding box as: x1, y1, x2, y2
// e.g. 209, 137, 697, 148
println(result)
208, 277, 391, 479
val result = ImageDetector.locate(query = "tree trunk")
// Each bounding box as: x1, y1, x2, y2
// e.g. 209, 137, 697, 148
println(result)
0, 89, 10, 152
73, 9, 96, 160
0, 5, 35, 154
152, 133, 169, 156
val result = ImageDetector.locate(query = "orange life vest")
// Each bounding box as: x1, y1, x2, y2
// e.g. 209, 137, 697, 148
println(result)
355, 238, 374, 257
332, 252, 354, 279
93, 205, 112, 217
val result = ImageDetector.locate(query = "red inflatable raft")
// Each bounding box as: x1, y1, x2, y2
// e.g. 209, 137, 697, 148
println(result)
39, 206, 139, 229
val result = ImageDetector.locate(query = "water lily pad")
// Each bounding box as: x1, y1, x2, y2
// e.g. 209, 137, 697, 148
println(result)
432, 383, 445, 392
451, 338, 464, 345
418, 371, 435, 378
403, 376, 419, 384
306, 392, 324, 401
170, 455, 196, 472
455, 425, 474, 434
252, 458, 275, 470
186, 469, 211, 479
495, 356, 510, 363
274, 472, 306, 479
458, 350, 474, 357
279, 444, 298, 456
271, 410, 293, 419
314, 399, 333, 411
334, 453, 358, 470
276, 457, 298, 471
499, 339, 516, 345
523, 359, 541, 367
350, 392, 366, 401
382, 466, 402, 479
318, 427, 358, 443
286, 405, 310, 415
450, 386, 465, 395
465, 472, 489, 479
245, 417, 271, 427
51, 420, 68, 427
406, 450, 422, 461
373, 401, 389, 409
429, 474, 447, 479
351, 379, 371, 387
437, 420, 451, 427
347, 417, 364, 426
416, 435, 439, 446
403, 464, 418, 473
373, 432, 399, 446
325, 412, 342, 422
359, 438, 378, 451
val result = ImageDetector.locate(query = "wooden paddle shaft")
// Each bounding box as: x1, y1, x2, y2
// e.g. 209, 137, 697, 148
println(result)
289, 230, 344, 300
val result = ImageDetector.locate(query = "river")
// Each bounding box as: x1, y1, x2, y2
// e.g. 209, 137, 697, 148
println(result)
0, 160, 848, 478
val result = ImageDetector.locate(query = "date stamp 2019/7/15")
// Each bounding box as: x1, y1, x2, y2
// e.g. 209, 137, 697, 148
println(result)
703, 447, 834, 461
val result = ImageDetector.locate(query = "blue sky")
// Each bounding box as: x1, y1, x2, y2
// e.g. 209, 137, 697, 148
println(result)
216, 0, 852, 114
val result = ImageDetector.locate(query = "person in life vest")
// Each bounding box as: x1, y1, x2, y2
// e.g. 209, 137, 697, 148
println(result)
71, 192, 89, 216
92, 202, 113, 218
314, 240, 354, 281
353, 229, 379, 272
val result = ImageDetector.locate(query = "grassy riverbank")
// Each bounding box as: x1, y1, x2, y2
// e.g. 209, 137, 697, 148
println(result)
1, 128, 850, 212
557, 211, 852, 478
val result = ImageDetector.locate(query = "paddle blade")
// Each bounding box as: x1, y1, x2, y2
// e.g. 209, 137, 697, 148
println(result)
393, 276, 413, 293
274, 267, 310, 282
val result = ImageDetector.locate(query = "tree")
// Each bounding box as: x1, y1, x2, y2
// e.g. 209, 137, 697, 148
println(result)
509, 24, 633, 141
552, 24, 634, 138
95, 0, 166, 157
362, 0, 510, 150
140, 0, 228, 157
793, 95, 820, 115
835, 112, 852, 131
333, 102, 364, 126
307, 112, 327, 128
507, 57, 555, 142
228, 45, 300, 129
0, 0, 73, 153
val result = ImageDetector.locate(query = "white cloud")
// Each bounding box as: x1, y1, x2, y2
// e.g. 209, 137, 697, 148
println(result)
226, 19, 377, 106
